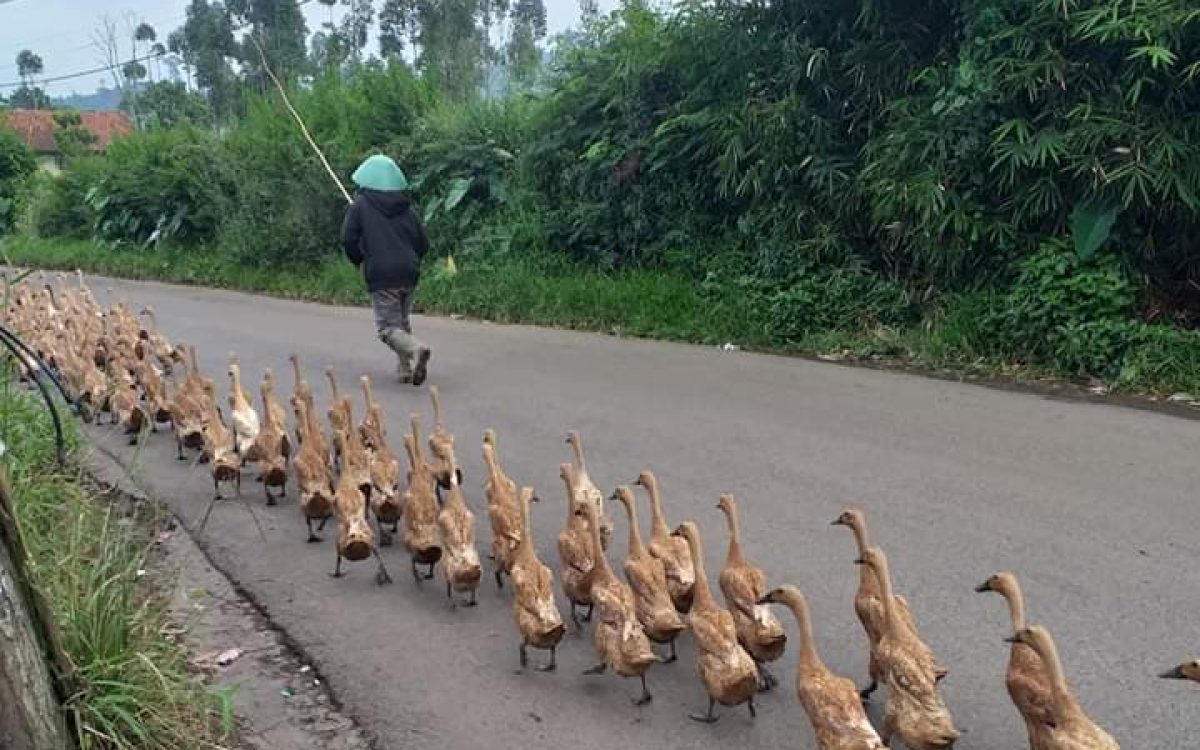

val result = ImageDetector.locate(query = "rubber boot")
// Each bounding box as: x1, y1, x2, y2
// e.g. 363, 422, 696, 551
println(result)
379, 327, 416, 383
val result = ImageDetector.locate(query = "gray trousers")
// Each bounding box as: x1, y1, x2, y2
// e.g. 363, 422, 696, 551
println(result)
372, 287, 427, 375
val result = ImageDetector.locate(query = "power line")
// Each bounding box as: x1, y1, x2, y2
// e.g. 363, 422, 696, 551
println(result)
0, 9, 190, 76
0, 50, 164, 90
0, 0, 321, 91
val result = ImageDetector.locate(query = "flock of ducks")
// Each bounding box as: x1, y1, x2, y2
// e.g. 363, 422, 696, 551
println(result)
6, 271, 1198, 750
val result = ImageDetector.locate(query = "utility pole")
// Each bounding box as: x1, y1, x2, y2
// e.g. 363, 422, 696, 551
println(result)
0, 467, 73, 750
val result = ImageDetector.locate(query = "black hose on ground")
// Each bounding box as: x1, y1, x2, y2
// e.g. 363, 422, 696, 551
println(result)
0, 324, 74, 467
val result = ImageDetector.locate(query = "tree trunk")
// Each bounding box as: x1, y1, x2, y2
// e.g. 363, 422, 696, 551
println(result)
0, 470, 73, 750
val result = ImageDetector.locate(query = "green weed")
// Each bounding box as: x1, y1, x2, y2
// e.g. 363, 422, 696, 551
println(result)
0, 371, 230, 749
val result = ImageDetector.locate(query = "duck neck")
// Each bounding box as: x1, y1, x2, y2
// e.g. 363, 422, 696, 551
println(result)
685, 530, 716, 610
644, 476, 670, 538
569, 435, 587, 474
430, 386, 443, 428
290, 357, 301, 391
1031, 631, 1074, 715
403, 436, 419, 473
849, 518, 875, 590
870, 554, 899, 630
721, 500, 746, 567
516, 492, 534, 560
260, 382, 274, 426
483, 443, 503, 484
360, 376, 375, 411
587, 507, 612, 579
621, 493, 646, 557
783, 591, 823, 671
561, 470, 577, 526
372, 406, 390, 451
999, 580, 1027, 633
410, 418, 426, 465
230, 365, 246, 408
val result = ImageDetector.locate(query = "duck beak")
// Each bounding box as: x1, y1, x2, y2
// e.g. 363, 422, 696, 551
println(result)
755, 593, 775, 605
1004, 635, 1019, 644
853, 557, 865, 565
1160, 666, 1186, 680
974, 582, 991, 593
830, 518, 844, 526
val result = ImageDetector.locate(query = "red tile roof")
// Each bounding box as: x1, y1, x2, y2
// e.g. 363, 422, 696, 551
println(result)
1, 109, 133, 154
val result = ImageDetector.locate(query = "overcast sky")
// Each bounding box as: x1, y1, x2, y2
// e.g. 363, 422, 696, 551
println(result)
0, 0, 618, 96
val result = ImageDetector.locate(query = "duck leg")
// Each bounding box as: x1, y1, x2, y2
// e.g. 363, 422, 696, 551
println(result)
537, 645, 557, 672
373, 547, 392, 586
663, 640, 678, 664
494, 569, 504, 590
317, 516, 329, 532
330, 552, 344, 578
583, 602, 594, 622
425, 562, 436, 580
688, 698, 719, 724
305, 517, 320, 543
518, 642, 528, 670
468, 588, 477, 607
756, 661, 778, 692
747, 696, 757, 718
582, 663, 607, 676
411, 559, 423, 583
859, 679, 878, 701
632, 674, 652, 706
446, 581, 457, 608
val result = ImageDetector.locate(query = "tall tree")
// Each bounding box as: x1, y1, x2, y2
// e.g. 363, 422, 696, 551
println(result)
578, 0, 599, 25
507, 0, 546, 83
172, 1, 238, 119
8, 86, 51, 110
379, 0, 408, 60
126, 81, 211, 127
15, 49, 44, 87
384, 0, 493, 98
227, 0, 310, 87
339, 0, 375, 62
15, 50, 47, 109
133, 23, 158, 81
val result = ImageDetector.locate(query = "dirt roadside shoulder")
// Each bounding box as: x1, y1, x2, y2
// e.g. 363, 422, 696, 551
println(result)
81, 436, 375, 750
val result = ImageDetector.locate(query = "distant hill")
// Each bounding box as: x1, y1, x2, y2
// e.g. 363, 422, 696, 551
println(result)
51, 88, 124, 112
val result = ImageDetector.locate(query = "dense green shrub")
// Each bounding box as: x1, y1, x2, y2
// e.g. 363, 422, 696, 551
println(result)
85, 127, 234, 245
23, 159, 104, 239
989, 241, 1137, 371
0, 126, 37, 233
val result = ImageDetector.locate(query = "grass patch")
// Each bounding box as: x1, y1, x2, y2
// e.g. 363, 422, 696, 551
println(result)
0, 370, 231, 749
8, 235, 1200, 398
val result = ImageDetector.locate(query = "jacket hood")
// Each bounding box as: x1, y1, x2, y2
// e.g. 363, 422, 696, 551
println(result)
361, 189, 411, 217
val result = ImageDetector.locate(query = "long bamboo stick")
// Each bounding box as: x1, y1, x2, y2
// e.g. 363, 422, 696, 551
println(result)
248, 34, 352, 205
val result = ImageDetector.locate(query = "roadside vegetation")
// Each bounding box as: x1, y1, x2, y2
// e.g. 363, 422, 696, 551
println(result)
0, 372, 231, 749
3, 0, 1200, 395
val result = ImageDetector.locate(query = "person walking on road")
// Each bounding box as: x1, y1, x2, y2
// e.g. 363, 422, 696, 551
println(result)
341, 154, 432, 386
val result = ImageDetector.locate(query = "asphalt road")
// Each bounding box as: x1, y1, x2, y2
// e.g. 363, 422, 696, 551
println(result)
82, 276, 1198, 750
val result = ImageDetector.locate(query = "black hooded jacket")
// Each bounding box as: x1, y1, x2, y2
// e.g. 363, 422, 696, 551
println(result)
341, 189, 430, 292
